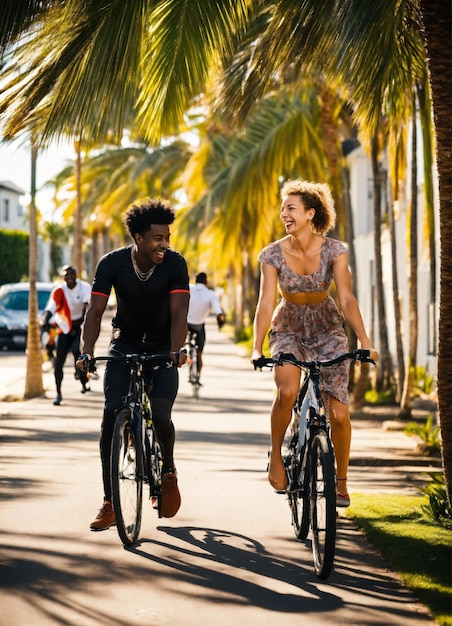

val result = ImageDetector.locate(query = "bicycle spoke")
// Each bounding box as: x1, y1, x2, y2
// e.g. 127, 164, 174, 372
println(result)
310, 433, 336, 579
289, 445, 310, 540
147, 426, 163, 517
189, 352, 200, 398
111, 409, 143, 546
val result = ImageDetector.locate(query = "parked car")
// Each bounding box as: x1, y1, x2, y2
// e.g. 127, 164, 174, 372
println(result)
0, 282, 55, 350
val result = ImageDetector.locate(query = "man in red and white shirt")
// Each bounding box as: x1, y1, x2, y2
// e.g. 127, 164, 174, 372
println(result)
42, 265, 91, 405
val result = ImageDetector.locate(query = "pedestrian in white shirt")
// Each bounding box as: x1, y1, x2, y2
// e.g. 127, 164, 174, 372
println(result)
187, 272, 225, 382
42, 265, 91, 405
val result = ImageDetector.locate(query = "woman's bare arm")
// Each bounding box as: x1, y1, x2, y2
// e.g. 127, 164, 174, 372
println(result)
251, 263, 278, 359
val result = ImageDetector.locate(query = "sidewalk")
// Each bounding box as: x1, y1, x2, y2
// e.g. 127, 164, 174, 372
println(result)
0, 316, 440, 625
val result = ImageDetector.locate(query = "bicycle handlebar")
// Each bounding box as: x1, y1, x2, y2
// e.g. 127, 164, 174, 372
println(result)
253, 349, 375, 370
78, 349, 187, 372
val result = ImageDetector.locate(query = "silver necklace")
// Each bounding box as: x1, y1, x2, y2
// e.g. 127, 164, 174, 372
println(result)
131, 247, 156, 281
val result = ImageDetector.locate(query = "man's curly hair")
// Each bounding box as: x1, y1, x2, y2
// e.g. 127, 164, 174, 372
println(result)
123, 199, 175, 238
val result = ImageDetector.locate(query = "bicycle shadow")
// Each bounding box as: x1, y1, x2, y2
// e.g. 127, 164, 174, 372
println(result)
127, 525, 341, 613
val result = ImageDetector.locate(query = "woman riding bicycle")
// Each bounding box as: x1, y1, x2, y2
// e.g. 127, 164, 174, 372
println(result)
250, 179, 378, 506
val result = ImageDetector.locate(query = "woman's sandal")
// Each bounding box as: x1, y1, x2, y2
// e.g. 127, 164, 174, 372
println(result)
336, 477, 350, 508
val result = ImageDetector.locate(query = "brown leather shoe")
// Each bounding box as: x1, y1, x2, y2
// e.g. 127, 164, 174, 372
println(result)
161, 472, 181, 518
90, 501, 116, 530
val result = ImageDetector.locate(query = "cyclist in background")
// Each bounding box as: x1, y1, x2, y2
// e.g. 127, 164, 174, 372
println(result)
79, 199, 189, 530
251, 179, 377, 506
187, 272, 225, 385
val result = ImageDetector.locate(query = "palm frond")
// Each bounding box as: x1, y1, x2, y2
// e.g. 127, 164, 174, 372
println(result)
0, 0, 55, 52
135, 0, 253, 140
1, 0, 147, 144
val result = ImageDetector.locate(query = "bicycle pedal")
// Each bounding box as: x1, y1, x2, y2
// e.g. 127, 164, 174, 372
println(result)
150, 496, 159, 510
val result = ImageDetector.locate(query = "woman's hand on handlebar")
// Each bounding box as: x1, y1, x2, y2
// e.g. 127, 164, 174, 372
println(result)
355, 346, 378, 366
251, 349, 265, 370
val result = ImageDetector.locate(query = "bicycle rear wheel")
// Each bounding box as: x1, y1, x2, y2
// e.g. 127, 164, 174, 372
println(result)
189, 350, 200, 398
309, 432, 336, 579
111, 408, 143, 546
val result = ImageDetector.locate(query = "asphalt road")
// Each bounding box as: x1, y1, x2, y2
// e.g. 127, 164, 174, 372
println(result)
0, 315, 438, 625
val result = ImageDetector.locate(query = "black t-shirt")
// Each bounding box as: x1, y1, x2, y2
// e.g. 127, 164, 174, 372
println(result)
92, 246, 189, 348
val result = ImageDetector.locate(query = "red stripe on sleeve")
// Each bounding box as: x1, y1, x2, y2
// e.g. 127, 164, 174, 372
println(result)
91, 291, 110, 298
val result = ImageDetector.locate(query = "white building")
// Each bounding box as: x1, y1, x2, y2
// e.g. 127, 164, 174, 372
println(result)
0, 181, 27, 231
0, 180, 52, 282
347, 145, 438, 377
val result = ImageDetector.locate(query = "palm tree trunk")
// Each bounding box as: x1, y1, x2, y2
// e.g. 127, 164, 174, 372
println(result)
399, 102, 419, 418
371, 134, 394, 392
319, 84, 346, 241
24, 136, 44, 399
419, 0, 452, 502
342, 166, 369, 404
387, 174, 405, 402
72, 137, 83, 273
416, 81, 437, 318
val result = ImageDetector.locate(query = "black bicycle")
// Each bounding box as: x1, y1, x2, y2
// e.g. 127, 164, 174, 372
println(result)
92, 351, 177, 546
254, 349, 375, 579
187, 328, 201, 398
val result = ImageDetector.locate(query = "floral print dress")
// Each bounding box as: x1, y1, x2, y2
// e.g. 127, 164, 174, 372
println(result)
258, 236, 350, 405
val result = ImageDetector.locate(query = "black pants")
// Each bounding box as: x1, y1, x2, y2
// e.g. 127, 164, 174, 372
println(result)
100, 335, 179, 502
187, 323, 206, 351
54, 322, 88, 396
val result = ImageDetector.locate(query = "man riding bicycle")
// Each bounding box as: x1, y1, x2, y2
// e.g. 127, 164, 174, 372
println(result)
79, 199, 189, 530
187, 272, 225, 385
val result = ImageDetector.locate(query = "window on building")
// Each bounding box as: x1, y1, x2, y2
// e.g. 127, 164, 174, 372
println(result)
3, 198, 10, 221
17, 203, 23, 217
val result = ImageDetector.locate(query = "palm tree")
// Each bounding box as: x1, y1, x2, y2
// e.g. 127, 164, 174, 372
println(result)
370, 133, 395, 392
54, 139, 192, 276
24, 134, 44, 398
418, 0, 451, 499
387, 173, 405, 403
72, 137, 84, 273
399, 95, 419, 418
176, 90, 328, 328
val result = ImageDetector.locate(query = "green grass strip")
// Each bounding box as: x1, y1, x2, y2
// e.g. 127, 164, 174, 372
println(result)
346, 493, 452, 626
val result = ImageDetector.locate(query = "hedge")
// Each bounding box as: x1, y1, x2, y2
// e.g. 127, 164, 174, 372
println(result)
0, 229, 29, 285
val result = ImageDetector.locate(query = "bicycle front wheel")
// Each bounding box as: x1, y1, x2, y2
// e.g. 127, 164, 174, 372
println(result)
289, 450, 310, 540
309, 432, 336, 579
189, 353, 200, 398
111, 408, 143, 546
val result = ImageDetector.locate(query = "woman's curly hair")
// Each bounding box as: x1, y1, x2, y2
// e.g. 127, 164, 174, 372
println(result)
280, 179, 336, 235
